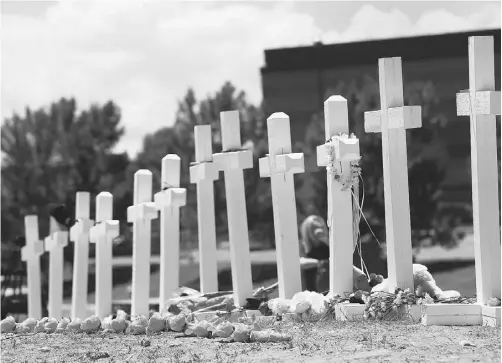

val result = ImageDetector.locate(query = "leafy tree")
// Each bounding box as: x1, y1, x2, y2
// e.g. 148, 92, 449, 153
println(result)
2, 98, 127, 239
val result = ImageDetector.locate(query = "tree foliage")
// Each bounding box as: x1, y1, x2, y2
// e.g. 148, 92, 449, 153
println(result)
1, 98, 129, 257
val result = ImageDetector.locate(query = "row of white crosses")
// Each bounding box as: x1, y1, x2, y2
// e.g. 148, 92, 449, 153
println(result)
21, 36, 498, 326
126, 110, 306, 313
22, 192, 119, 320
23, 171, 186, 320
22, 89, 416, 320
19, 55, 421, 319
23, 109, 306, 321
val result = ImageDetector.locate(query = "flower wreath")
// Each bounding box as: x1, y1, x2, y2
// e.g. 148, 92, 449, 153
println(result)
322, 133, 361, 191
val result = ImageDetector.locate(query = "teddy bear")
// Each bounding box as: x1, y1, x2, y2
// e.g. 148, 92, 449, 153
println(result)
371, 263, 460, 299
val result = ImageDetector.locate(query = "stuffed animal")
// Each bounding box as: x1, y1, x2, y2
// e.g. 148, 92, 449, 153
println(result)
371, 263, 460, 299
413, 264, 441, 297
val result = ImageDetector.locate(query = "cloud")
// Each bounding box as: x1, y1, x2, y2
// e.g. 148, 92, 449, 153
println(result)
322, 4, 500, 43
2, 2, 499, 155
416, 5, 500, 33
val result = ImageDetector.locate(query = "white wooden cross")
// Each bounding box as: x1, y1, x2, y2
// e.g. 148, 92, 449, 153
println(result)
89, 192, 119, 319
127, 170, 158, 316
69, 192, 94, 320
154, 154, 187, 307
44, 216, 69, 319
455, 36, 501, 305
363, 57, 422, 292
213, 111, 254, 307
190, 125, 219, 293
316, 96, 361, 296
258, 112, 303, 299
22, 215, 44, 319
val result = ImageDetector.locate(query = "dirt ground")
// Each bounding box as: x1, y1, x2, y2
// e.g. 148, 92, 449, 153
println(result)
1, 318, 500, 363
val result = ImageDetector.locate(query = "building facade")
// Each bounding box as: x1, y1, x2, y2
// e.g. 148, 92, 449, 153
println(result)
260, 29, 501, 205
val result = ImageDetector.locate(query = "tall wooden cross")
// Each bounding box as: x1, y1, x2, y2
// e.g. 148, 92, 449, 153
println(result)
455, 36, 501, 305
190, 125, 219, 293
154, 154, 187, 306
364, 57, 422, 292
69, 191, 94, 319
316, 96, 361, 296
127, 170, 158, 316
44, 216, 69, 319
89, 192, 119, 319
258, 112, 303, 299
213, 111, 254, 307
22, 215, 44, 319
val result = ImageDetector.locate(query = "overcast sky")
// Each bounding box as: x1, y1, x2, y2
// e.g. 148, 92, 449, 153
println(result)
1, 1, 500, 156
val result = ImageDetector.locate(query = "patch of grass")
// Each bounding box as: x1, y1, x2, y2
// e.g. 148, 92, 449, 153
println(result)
1, 320, 500, 362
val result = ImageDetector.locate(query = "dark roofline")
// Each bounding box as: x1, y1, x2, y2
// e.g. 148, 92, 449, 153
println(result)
261, 29, 501, 74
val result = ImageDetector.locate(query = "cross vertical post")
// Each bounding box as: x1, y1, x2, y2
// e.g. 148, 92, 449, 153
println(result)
154, 155, 187, 306
69, 192, 94, 320
127, 170, 158, 316
22, 215, 44, 319
456, 36, 501, 306
316, 96, 361, 296
213, 111, 254, 306
45, 216, 69, 319
363, 57, 422, 292
258, 112, 303, 298
89, 192, 119, 319
190, 125, 219, 293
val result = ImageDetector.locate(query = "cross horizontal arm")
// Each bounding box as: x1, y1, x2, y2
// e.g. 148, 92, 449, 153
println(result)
317, 137, 361, 167
456, 90, 501, 116
44, 231, 69, 251
89, 220, 120, 243
69, 219, 95, 242
364, 106, 422, 133
212, 149, 253, 172
21, 240, 44, 261
259, 153, 304, 177
189, 162, 219, 183
127, 202, 158, 223
154, 188, 187, 209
